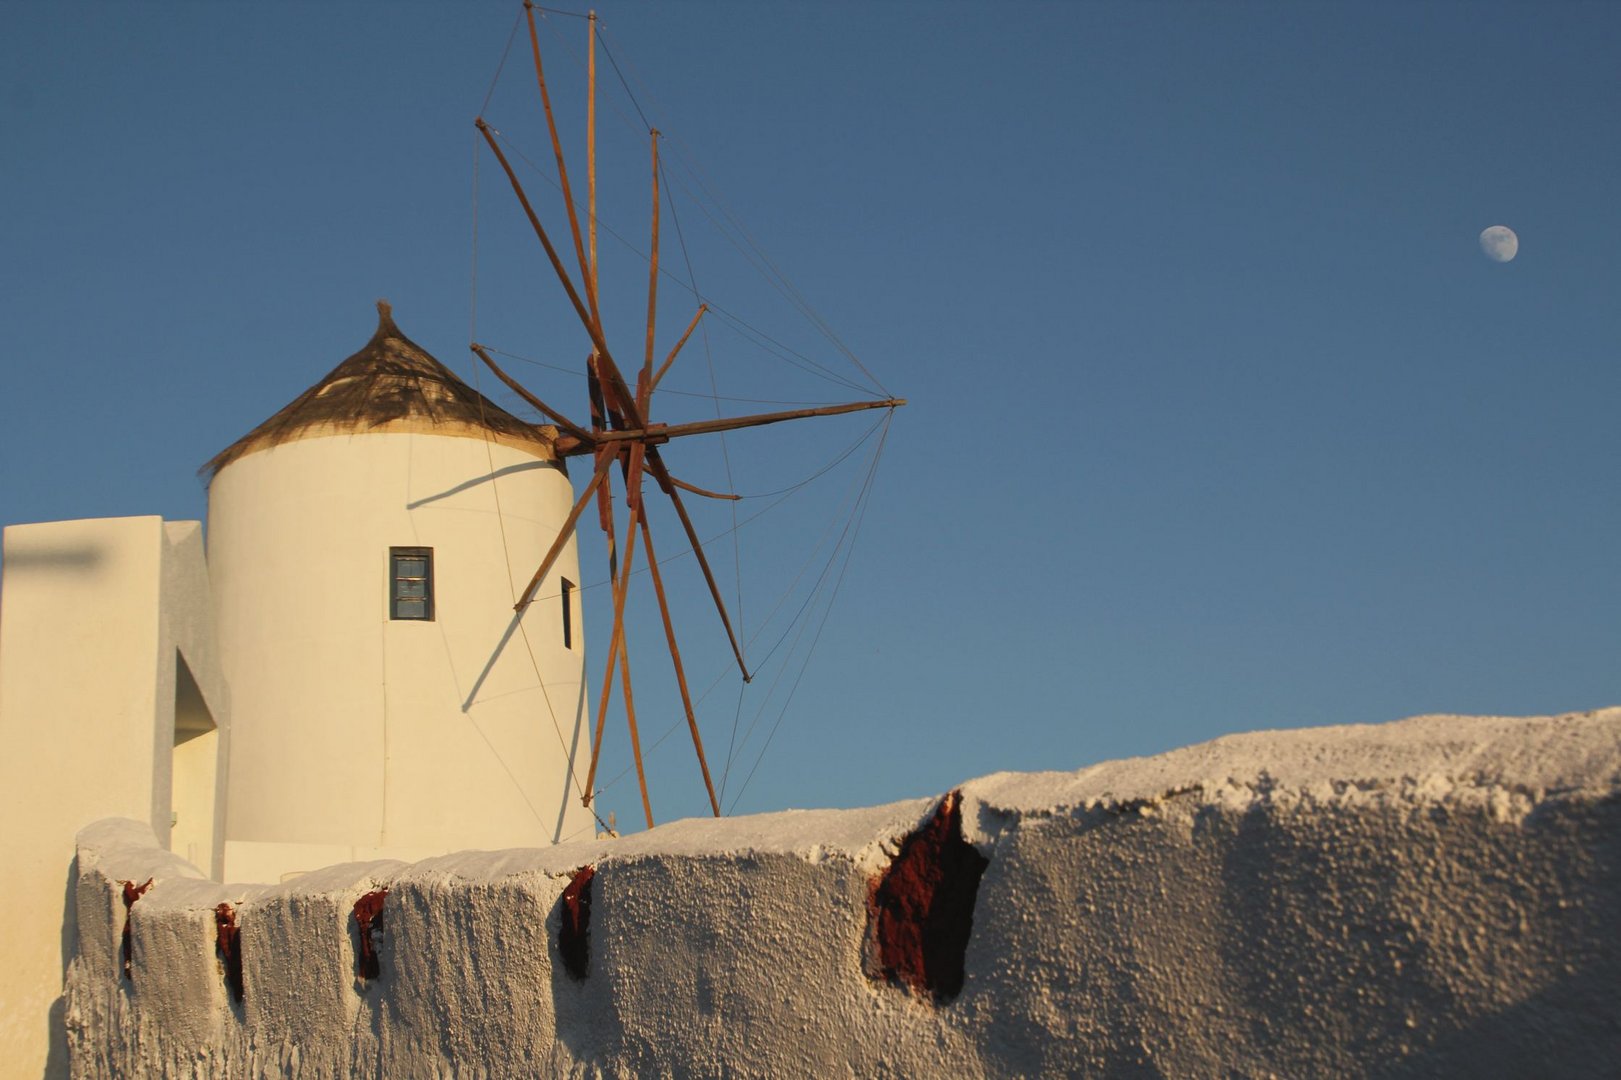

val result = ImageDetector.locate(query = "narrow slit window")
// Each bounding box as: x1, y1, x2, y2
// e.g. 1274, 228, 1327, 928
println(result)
390, 547, 434, 621
561, 577, 575, 649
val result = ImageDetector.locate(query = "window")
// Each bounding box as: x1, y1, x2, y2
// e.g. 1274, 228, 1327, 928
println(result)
390, 547, 433, 620
561, 577, 575, 649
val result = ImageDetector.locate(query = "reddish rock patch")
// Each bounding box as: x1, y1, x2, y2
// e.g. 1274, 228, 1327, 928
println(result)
558, 865, 595, 981
214, 902, 244, 1003
866, 791, 989, 1003
353, 889, 388, 981
119, 878, 153, 982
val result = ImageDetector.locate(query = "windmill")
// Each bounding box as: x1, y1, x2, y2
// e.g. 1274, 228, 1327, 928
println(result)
470, 2, 903, 830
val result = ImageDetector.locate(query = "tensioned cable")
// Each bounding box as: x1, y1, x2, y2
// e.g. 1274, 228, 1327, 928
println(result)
716, 413, 882, 799
659, 142, 888, 397
661, 153, 748, 678
483, 126, 875, 395
478, 9, 895, 819
479, 346, 859, 406
590, 18, 887, 397
484, 17, 883, 394
469, 132, 609, 832
587, 416, 884, 804
479, 8, 525, 118
725, 412, 893, 812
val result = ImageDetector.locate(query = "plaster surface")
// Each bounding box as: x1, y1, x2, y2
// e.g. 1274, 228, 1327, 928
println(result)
208, 431, 591, 881
64, 708, 1621, 1078
0, 517, 226, 1080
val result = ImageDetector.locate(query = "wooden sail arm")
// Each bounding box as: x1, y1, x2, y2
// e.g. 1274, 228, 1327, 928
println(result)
583, 490, 652, 825
513, 450, 617, 611
469, 344, 596, 446
553, 397, 907, 456
649, 304, 707, 394
524, 0, 601, 333
644, 447, 750, 681
639, 128, 661, 417
666, 474, 740, 501
474, 117, 649, 434
638, 512, 722, 816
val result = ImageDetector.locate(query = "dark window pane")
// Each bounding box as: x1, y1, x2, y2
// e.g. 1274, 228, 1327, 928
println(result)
389, 547, 434, 621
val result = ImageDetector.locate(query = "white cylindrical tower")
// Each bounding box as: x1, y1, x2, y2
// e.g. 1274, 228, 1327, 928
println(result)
207, 303, 592, 882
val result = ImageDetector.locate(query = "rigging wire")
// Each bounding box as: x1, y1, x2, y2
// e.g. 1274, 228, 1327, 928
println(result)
477, 345, 860, 406
479, 8, 525, 118
584, 412, 887, 805
469, 104, 611, 838
716, 411, 886, 800
660, 151, 748, 679
473, 8, 900, 820
724, 412, 894, 813
482, 125, 876, 395
592, 17, 888, 396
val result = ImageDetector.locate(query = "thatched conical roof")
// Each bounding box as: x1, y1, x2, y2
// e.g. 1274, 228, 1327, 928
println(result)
205, 301, 554, 477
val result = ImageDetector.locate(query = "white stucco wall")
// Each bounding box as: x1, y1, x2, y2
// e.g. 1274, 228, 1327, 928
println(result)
208, 431, 591, 883
0, 516, 226, 1080
64, 708, 1621, 1078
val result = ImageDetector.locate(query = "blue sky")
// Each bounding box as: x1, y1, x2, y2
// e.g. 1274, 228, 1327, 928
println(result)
3, 2, 1618, 828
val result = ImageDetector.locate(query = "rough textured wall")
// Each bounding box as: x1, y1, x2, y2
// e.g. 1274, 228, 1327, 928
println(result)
66, 710, 1621, 1078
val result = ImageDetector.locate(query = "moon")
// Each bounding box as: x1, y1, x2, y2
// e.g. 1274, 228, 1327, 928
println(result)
1479, 225, 1518, 263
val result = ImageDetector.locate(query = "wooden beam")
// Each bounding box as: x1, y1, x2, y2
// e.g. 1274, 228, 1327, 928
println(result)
587, 11, 599, 316
470, 344, 596, 445
665, 473, 740, 501
640, 129, 661, 417
645, 449, 750, 681
475, 118, 641, 433
554, 397, 907, 455
583, 497, 643, 811
524, 0, 601, 333
513, 450, 615, 611
649, 304, 707, 393
639, 513, 721, 816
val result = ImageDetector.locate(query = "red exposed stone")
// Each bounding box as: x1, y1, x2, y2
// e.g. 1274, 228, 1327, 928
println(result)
214, 902, 244, 1003
558, 865, 595, 981
353, 889, 388, 981
866, 791, 989, 1003
119, 878, 153, 982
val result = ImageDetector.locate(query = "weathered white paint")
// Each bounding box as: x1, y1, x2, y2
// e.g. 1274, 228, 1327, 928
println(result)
65, 709, 1621, 1078
0, 516, 226, 1080
208, 430, 591, 883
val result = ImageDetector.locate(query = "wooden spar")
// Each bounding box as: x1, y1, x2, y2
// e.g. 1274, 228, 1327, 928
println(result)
583, 455, 643, 807
474, 119, 647, 435
469, 344, 597, 445
645, 448, 750, 681
554, 397, 907, 455
616, 619, 654, 828
514, 451, 616, 611
588, 358, 620, 578
666, 473, 740, 501
639, 512, 721, 816
640, 129, 661, 416
524, 0, 601, 333
587, 12, 598, 307
649, 304, 707, 393
619, 441, 654, 827
582, 579, 625, 803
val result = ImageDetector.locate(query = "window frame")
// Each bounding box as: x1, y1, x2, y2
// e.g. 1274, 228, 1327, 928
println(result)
389, 547, 435, 621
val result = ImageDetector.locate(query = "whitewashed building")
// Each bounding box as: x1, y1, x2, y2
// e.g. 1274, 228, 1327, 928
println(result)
0, 303, 591, 1073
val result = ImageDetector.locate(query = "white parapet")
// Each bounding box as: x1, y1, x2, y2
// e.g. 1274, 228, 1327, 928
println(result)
64, 707, 1621, 1078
